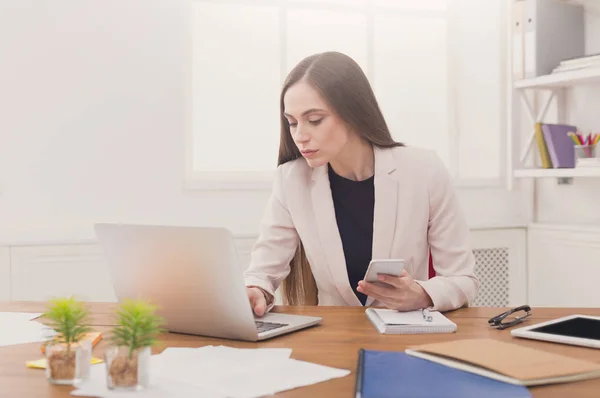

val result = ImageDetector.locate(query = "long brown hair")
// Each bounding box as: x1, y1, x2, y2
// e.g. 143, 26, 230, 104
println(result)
278, 51, 403, 305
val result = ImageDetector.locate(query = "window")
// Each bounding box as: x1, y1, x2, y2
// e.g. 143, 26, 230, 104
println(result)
188, 0, 505, 189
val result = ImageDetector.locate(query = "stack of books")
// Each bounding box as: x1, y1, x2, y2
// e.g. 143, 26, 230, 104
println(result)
552, 53, 600, 73
534, 123, 578, 169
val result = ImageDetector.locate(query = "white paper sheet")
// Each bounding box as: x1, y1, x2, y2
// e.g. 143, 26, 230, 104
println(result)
0, 312, 54, 347
71, 364, 223, 398
148, 346, 294, 392
0, 312, 42, 321
156, 345, 292, 362
373, 308, 455, 326
208, 358, 351, 398
71, 346, 350, 398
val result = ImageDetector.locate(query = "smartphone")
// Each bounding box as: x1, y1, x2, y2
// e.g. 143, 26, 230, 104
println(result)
363, 259, 406, 286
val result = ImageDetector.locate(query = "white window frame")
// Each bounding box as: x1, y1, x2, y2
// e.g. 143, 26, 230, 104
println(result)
184, 0, 508, 191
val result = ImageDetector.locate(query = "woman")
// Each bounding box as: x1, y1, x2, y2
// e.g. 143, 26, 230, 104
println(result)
244, 51, 479, 316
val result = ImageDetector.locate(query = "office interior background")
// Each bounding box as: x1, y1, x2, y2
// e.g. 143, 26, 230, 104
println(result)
0, 0, 599, 307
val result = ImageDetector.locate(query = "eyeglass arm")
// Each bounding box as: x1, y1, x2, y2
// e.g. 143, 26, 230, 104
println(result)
488, 305, 532, 325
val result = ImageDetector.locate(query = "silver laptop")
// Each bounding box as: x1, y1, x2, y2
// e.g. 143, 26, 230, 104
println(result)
94, 223, 321, 341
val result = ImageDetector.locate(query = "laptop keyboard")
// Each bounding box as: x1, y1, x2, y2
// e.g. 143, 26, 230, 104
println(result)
255, 321, 288, 334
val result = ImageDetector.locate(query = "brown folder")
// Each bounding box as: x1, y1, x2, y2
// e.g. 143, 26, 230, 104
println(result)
405, 338, 600, 386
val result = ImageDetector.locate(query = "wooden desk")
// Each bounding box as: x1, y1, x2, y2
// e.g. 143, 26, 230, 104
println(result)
1, 302, 600, 398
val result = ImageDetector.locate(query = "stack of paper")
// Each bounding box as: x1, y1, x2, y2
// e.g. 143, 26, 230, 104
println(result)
552, 53, 600, 74
71, 345, 350, 398
0, 312, 55, 347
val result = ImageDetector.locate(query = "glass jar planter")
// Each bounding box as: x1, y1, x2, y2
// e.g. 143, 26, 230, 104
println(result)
45, 340, 92, 385
105, 346, 151, 391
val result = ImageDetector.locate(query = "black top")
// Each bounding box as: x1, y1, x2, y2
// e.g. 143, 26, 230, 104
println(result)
328, 163, 375, 305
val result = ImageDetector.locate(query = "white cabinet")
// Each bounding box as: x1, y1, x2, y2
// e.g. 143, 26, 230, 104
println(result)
0, 248, 9, 300
0, 230, 534, 306
234, 235, 256, 272
528, 223, 600, 307
470, 228, 528, 307
10, 244, 117, 302
4, 236, 257, 302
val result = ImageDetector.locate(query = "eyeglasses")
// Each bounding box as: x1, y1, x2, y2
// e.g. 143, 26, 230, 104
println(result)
488, 305, 532, 330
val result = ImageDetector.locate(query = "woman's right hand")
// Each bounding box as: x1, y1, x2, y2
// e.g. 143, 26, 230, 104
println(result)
246, 287, 267, 317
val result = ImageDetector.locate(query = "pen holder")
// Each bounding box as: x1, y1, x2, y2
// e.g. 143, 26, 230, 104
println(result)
574, 145, 598, 167
574, 144, 596, 159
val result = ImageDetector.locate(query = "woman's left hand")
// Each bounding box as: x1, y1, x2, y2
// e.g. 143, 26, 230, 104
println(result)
357, 270, 434, 311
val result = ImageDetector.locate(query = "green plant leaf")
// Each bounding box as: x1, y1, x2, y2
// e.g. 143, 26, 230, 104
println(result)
109, 299, 166, 352
42, 296, 93, 345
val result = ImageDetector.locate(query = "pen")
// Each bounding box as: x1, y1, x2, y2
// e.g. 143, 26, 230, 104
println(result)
568, 132, 581, 145
577, 132, 585, 146
422, 308, 433, 322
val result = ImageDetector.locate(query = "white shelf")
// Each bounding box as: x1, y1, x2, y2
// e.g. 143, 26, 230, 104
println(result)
514, 67, 600, 89
514, 167, 600, 178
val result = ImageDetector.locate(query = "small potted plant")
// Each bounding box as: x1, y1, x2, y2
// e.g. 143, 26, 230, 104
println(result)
42, 296, 93, 385
105, 299, 165, 391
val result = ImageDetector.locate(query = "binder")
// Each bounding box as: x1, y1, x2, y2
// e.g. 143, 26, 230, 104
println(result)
354, 349, 532, 398
523, 0, 584, 78
523, 0, 536, 78
512, 1, 525, 80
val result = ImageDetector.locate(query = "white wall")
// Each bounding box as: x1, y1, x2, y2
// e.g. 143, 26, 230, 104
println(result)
0, 0, 529, 248
0, 0, 273, 244
534, 11, 600, 225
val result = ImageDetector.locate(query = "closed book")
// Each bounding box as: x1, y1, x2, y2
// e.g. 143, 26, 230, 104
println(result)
541, 124, 577, 168
354, 349, 532, 398
405, 338, 600, 387
365, 308, 456, 334
535, 123, 552, 168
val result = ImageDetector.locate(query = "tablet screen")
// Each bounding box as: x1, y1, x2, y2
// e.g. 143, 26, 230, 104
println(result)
529, 317, 600, 340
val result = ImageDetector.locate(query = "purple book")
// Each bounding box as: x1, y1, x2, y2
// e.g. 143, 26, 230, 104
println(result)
541, 124, 577, 168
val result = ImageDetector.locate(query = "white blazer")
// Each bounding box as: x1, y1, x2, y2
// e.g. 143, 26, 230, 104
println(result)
243, 146, 479, 312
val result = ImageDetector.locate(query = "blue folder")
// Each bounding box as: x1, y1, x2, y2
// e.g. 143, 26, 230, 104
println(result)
355, 349, 532, 398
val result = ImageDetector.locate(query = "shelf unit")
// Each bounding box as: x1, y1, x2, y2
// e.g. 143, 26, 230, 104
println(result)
514, 167, 600, 178
514, 67, 600, 89
512, 67, 600, 180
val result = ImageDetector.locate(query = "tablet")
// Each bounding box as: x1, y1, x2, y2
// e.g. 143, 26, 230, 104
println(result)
511, 314, 600, 349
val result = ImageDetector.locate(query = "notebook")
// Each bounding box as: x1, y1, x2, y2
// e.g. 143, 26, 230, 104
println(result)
40, 332, 102, 354
355, 349, 532, 398
405, 338, 600, 387
365, 308, 457, 334
535, 123, 553, 168
541, 123, 577, 168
